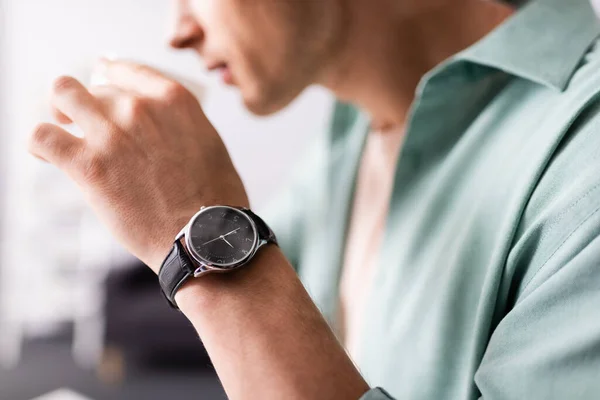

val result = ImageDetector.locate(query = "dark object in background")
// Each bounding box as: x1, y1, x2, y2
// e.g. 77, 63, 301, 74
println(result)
104, 262, 210, 372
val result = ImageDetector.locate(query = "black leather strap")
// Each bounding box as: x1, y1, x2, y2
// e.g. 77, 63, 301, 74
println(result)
158, 207, 277, 310
241, 208, 278, 246
158, 240, 195, 309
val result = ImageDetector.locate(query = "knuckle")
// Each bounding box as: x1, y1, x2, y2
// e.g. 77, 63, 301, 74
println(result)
80, 151, 110, 183
161, 82, 189, 103
51, 75, 78, 94
121, 95, 148, 118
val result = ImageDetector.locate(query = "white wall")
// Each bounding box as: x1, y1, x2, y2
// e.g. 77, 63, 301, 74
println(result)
0, 0, 332, 332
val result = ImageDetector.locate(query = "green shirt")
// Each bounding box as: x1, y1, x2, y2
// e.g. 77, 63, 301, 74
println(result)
263, 0, 600, 398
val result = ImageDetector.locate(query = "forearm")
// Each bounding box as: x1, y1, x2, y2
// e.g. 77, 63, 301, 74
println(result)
30, 63, 370, 400
175, 245, 370, 400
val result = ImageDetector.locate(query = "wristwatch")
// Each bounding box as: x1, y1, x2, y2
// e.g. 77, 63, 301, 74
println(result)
158, 205, 277, 309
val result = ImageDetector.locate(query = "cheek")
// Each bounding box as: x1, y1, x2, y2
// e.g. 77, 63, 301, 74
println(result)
226, 34, 283, 99
230, 3, 293, 67
193, 0, 294, 74
192, 0, 305, 114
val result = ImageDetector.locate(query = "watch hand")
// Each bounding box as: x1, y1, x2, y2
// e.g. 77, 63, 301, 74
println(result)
201, 228, 241, 246
202, 236, 224, 246
221, 228, 241, 238
222, 237, 234, 248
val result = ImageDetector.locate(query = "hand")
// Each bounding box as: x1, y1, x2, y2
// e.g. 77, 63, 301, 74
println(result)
28, 59, 250, 272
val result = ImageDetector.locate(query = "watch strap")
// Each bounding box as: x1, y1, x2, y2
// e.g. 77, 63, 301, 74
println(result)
158, 240, 195, 309
158, 207, 277, 310
242, 208, 278, 245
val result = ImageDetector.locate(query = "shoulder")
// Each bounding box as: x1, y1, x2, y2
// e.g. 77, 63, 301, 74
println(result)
509, 37, 600, 299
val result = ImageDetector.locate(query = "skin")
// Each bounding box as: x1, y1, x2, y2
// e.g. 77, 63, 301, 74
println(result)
169, 0, 345, 115
28, 0, 514, 398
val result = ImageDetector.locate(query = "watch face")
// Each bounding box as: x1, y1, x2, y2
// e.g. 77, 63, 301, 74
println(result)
187, 207, 257, 268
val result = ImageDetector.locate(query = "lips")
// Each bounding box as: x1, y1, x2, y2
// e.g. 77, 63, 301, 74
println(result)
206, 61, 234, 85
219, 66, 234, 85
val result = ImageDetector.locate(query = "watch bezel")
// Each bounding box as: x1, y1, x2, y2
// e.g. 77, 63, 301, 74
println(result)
183, 205, 259, 270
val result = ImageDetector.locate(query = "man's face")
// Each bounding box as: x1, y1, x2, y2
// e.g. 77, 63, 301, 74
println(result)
169, 0, 341, 115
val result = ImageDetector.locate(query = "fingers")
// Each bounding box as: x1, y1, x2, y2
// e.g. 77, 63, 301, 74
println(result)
95, 58, 189, 100
50, 76, 107, 134
88, 84, 128, 111
28, 123, 85, 169
51, 108, 73, 125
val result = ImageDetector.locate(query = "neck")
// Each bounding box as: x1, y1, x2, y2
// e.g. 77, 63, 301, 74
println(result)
318, 0, 514, 129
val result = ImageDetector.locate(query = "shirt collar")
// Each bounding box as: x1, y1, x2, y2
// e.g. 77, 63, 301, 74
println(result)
457, 0, 600, 91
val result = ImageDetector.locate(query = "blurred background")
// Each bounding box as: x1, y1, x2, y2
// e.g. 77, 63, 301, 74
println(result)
0, 0, 333, 399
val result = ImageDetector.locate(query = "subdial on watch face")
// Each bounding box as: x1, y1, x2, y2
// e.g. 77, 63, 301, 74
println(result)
188, 207, 257, 267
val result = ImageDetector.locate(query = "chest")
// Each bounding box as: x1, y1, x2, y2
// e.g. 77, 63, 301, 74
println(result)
298, 73, 598, 398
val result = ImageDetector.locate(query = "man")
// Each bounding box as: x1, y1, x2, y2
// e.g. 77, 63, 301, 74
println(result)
27, 0, 600, 398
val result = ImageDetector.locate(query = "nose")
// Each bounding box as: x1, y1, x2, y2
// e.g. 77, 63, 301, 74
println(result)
168, 0, 204, 50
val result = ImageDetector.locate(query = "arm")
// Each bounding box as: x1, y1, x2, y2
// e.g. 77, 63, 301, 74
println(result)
28, 60, 388, 400
176, 246, 369, 399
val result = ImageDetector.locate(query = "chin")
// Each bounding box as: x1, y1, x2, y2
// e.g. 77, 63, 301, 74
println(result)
242, 85, 305, 117
242, 94, 289, 116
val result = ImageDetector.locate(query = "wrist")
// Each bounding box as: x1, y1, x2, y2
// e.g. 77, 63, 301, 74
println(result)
151, 200, 251, 272
147, 213, 193, 272
174, 245, 286, 317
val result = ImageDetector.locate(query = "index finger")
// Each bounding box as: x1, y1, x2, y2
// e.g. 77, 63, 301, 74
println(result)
50, 76, 107, 135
